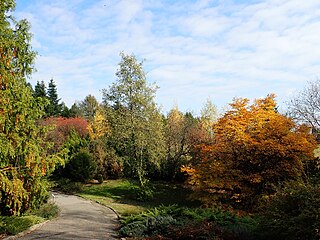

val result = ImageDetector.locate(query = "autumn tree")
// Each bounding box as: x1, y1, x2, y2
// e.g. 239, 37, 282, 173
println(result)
163, 107, 196, 180
102, 52, 165, 187
0, 1, 62, 215
184, 94, 317, 211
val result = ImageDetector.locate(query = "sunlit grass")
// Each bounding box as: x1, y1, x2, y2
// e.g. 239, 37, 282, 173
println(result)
78, 179, 200, 216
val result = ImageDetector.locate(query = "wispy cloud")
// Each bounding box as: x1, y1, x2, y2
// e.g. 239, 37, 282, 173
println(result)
15, 0, 320, 114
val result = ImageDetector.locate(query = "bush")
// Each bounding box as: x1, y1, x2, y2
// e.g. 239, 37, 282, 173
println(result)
66, 150, 97, 182
30, 203, 59, 220
53, 178, 83, 193
119, 205, 257, 239
257, 183, 320, 240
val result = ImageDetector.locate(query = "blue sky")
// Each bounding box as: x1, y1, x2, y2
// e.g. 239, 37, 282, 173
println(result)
14, 0, 320, 114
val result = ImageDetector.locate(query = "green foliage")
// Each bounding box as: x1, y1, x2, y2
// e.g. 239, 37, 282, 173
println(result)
0, 215, 43, 235
0, 0, 63, 215
102, 52, 165, 186
29, 202, 59, 220
66, 150, 97, 182
46, 79, 62, 117
119, 205, 257, 239
53, 178, 83, 194
257, 183, 320, 240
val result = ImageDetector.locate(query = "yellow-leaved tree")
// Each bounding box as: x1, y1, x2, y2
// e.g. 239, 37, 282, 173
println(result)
184, 94, 317, 211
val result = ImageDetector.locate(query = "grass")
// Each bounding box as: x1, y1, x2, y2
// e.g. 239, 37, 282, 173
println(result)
78, 179, 201, 216
0, 202, 59, 236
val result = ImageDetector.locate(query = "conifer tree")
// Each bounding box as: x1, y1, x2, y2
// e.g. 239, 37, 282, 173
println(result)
46, 79, 62, 117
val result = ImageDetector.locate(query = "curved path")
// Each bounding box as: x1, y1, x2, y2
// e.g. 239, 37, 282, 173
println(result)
17, 193, 119, 240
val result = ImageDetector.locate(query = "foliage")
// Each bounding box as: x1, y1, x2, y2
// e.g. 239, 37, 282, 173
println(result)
0, 215, 43, 235
0, 0, 63, 215
184, 94, 317, 211
79, 94, 99, 121
257, 183, 320, 240
44, 117, 88, 154
66, 149, 97, 182
79, 179, 200, 216
53, 178, 83, 194
29, 202, 59, 220
46, 79, 62, 117
102, 52, 165, 186
163, 107, 197, 181
119, 205, 257, 239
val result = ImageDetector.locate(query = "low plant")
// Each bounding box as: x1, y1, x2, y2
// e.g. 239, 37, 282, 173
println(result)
119, 205, 257, 239
257, 183, 320, 240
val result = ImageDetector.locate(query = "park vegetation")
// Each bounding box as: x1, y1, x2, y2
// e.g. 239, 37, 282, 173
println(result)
1, 0, 320, 239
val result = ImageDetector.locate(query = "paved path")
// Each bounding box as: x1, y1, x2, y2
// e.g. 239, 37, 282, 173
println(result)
17, 193, 119, 240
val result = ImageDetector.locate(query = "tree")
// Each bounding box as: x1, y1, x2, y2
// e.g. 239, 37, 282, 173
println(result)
0, 1, 62, 215
102, 52, 165, 187
46, 79, 62, 117
79, 94, 99, 121
34, 81, 47, 99
184, 94, 317, 211
200, 98, 218, 140
163, 107, 196, 180
287, 79, 320, 140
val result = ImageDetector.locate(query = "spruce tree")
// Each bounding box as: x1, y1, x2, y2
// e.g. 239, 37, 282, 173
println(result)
46, 79, 62, 117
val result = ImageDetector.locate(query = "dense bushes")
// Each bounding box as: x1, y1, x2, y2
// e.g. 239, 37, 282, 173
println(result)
257, 183, 320, 240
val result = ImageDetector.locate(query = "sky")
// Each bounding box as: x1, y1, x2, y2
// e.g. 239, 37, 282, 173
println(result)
14, 0, 320, 114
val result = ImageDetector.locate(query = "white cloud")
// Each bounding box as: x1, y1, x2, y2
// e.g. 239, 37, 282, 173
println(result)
14, 0, 320, 114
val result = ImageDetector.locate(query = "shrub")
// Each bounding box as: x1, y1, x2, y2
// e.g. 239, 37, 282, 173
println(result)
66, 150, 97, 182
120, 205, 257, 239
257, 183, 320, 240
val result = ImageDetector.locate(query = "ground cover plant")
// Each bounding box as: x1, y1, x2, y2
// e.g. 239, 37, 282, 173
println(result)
0, 202, 59, 236
119, 205, 258, 239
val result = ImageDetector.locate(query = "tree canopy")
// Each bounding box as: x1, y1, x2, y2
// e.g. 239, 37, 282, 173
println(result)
184, 94, 317, 211
0, 0, 62, 215
102, 52, 165, 186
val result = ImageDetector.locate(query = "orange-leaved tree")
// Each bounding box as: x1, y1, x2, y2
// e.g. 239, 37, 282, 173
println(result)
183, 94, 317, 211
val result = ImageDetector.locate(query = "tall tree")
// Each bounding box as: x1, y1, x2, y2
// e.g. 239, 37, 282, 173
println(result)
0, 1, 62, 215
184, 94, 317, 211
102, 52, 165, 187
46, 79, 62, 117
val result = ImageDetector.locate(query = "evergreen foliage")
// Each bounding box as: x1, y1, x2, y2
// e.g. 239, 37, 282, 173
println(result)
46, 79, 62, 117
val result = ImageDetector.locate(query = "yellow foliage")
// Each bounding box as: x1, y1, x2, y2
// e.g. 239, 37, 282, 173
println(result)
87, 108, 111, 140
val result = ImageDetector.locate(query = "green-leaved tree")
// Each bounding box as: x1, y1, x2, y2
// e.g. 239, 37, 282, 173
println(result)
0, 0, 62, 215
103, 52, 165, 187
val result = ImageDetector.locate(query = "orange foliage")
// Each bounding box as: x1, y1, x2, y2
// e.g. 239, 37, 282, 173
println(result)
184, 94, 317, 211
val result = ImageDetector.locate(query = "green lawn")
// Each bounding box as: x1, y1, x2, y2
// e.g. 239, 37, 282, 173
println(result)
78, 179, 201, 216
